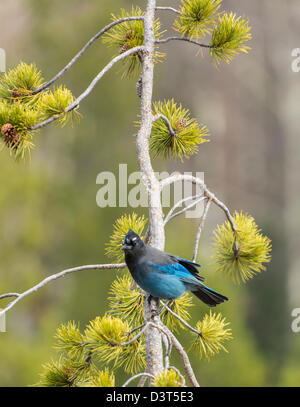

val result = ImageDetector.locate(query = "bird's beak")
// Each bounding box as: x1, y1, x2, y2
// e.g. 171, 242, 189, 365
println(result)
121, 244, 132, 250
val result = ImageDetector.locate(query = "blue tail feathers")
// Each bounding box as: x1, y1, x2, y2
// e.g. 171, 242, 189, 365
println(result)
191, 284, 228, 307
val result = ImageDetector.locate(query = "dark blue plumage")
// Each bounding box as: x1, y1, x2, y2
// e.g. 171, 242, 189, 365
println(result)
121, 229, 228, 307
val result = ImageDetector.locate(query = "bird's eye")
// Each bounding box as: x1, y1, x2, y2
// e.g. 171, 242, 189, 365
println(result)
131, 237, 137, 245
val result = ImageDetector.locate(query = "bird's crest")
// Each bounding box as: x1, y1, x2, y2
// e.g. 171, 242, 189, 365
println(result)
123, 229, 140, 244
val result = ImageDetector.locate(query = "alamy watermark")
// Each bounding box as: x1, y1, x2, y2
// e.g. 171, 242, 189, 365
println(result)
291, 48, 300, 72
96, 164, 205, 219
291, 308, 300, 333
0, 48, 6, 73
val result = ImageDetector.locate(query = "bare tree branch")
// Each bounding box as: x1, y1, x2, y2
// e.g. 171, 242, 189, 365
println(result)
160, 173, 239, 255
160, 326, 172, 369
32, 17, 144, 95
162, 333, 171, 369
126, 323, 146, 337
152, 113, 176, 138
164, 194, 205, 225
155, 6, 180, 15
160, 300, 202, 336
168, 366, 186, 387
67, 46, 144, 111
122, 372, 155, 387
96, 320, 172, 349
161, 324, 200, 387
156, 36, 211, 48
0, 293, 20, 301
137, 374, 148, 387
164, 193, 202, 224
111, 322, 151, 347
30, 116, 59, 131
30, 46, 145, 131
192, 197, 212, 262
0, 263, 125, 317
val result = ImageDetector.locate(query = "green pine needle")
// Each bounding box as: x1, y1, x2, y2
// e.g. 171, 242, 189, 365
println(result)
84, 315, 130, 348
0, 62, 43, 104
0, 64, 81, 161
84, 316, 145, 374
37, 324, 117, 387
0, 100, 39, 160
88, 369, 115, 387
191, 311, 232, 360
102, 6, 165, 78
39, 85, 81, 127
153, 368, 185, 387
36, 357, 84, 387
213, 211, 272, 284
210, 12, 251, 66
0, 101, 39, 132
150, 99, 209, 161
105, 213, 148, 262
54, 321, 86, 359
108, 274, 144, 326
173, 0, 222, 39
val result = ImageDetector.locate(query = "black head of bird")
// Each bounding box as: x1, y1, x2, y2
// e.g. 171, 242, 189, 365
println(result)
121, 229, 145, 256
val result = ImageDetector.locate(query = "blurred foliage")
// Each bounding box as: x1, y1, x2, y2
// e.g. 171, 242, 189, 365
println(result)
38, 85, 81, 127
153, 368, 185, 387
150, 99, 209, 161
172, 0, 251, 67
102, 6, 165, 78
108, 274, 145, 326
0, 63, 78, 160
0, 0, 298, 388
191, 311, 232, 359
37, 315, 145, 386
210, 12, 251, 66
0, 62, 43, 103
88, 368, 115, 387
37, 357, 89, 387
173, 0, 222, 39
213, 211, 272, 284
84, 315, 146, 374
0, 0, 143, 387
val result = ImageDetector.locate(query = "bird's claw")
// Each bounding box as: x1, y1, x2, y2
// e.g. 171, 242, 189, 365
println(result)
150, 310, 161, 320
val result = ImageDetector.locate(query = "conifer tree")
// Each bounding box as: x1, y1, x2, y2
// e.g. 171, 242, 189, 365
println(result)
0, 0, 271, 387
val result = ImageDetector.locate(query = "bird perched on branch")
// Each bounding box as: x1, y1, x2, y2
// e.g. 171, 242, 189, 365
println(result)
121, 229, 228, 307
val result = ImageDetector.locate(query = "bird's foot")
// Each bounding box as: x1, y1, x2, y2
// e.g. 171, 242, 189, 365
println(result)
150, 309, 161, 320
147, 294, 153, 306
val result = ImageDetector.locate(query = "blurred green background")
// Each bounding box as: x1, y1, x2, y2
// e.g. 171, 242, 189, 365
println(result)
0, 0, 299, 386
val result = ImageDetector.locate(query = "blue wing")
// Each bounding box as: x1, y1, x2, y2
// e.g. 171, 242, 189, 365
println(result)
147, 261, 199, 280
172, 256, 205, 282
146, 261, 228, 305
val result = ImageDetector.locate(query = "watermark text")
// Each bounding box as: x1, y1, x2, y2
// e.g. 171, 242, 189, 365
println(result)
96, 164, 205, 219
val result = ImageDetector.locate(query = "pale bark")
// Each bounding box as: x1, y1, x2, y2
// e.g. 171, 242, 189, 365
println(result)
136, 0, 164, 381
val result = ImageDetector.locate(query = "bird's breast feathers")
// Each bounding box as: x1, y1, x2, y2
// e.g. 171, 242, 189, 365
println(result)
131, 261, 189, 300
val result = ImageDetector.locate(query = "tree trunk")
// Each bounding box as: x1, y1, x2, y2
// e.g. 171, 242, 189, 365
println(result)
136, 0, 164, 381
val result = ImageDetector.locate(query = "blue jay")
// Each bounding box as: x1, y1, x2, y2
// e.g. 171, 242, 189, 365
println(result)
121, 229, 228, 307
